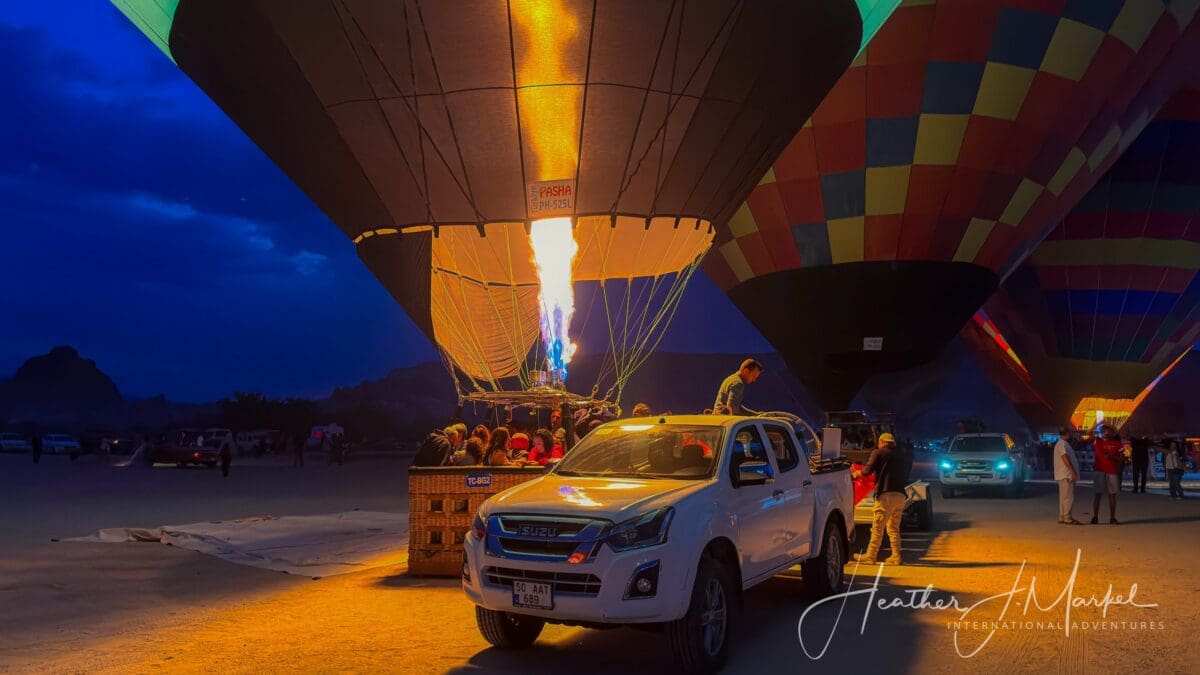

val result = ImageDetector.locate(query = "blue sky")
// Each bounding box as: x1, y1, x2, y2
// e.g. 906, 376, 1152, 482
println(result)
0, 3, 770, 402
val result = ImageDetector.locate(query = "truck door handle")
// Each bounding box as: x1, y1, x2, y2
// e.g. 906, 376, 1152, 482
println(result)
802, 480, 813, 487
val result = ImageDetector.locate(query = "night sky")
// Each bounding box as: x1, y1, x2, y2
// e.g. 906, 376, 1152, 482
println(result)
0, 3, 770, 402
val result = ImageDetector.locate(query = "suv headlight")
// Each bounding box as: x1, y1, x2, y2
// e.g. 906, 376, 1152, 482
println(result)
471, 512, 487, 540
606, 508, 674, 552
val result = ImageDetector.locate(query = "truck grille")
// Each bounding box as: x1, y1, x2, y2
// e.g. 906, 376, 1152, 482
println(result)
482, 566, 602, 596
957, 460, 993, 472
485, 514, 610, 563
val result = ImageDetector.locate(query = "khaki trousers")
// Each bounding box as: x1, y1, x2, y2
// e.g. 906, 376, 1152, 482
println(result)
866, 491, 906, 560
1057, 478, 1075, 521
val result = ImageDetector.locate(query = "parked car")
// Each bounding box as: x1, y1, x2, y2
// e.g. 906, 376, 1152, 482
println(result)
938, 433, 1026, 498
306, 424, 345, 449
101, 435, 139, 455
463, 414, 855, 670
42, 434, 82, 455
151, 430, 222, 468
0, 433, 32, 453
235, 429, 280, 455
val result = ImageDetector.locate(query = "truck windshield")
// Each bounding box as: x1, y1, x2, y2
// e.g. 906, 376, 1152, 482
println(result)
949, 437, 1007, 453
554, 424, 724, 479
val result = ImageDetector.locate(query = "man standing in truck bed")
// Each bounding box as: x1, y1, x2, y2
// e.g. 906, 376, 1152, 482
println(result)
852, 432, 911, 565
712, 358, 763, 415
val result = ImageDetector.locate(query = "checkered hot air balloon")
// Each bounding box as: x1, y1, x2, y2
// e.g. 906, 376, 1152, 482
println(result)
965, 87, 1200, 431
704, 0, 1200, 408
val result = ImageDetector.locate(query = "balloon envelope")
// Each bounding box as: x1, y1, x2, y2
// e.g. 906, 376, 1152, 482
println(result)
112, 0, 882, 393
703, 0, 1200, 407
966, 87, 1200, 430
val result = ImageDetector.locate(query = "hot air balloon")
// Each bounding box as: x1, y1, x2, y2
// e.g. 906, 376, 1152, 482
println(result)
964, 87, 1200, 431
111, 0, 897, 405
703, 0, 1200, 408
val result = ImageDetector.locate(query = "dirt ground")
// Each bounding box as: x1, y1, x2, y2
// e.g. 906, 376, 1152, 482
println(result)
1, 452, 1197, 674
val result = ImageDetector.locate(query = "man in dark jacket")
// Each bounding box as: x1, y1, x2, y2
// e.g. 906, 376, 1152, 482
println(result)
412, 427, 456, 467
851, 432, 911, 565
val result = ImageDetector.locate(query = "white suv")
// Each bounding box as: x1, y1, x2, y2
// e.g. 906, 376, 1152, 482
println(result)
42, 434, 81, 455
463, 415, 855, 671
938, 433, 1025, 498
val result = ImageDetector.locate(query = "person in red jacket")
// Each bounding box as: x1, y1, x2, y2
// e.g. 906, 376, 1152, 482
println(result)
526, 429, 563, 466
1090, 425, 1124, 524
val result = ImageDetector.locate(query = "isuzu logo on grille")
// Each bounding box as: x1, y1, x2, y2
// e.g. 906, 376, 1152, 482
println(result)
517, 525, 558, 538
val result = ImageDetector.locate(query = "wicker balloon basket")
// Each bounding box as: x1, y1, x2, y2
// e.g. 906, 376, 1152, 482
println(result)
407, 466, 546, 576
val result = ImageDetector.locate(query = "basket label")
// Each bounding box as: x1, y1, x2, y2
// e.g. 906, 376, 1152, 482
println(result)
466, 473, 493, 488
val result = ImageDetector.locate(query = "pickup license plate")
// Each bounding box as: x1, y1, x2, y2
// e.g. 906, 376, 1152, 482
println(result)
512, 581, 553, 610
967, 475, 981, 483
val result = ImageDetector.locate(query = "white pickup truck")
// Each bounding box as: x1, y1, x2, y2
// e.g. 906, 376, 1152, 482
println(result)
462, 414, 855, 672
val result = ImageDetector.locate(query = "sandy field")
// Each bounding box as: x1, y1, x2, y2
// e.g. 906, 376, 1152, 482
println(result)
0, 451, 1197, 674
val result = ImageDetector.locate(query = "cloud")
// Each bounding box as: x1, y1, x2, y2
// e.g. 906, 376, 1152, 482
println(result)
291, 250, 329, 276
0, 18, 439, 401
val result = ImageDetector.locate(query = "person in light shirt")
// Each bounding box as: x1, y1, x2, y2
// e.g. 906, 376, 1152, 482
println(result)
1054, 428, 1081, 525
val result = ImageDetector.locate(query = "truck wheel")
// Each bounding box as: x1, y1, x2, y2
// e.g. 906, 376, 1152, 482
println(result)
802, 520, 845, 598
940, 485, 955, 499
915, 495, 933, 531
667, 555, 736, 673
475, 607, 544, 648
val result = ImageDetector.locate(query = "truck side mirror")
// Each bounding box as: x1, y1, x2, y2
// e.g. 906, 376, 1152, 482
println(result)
736, 460, 774, 487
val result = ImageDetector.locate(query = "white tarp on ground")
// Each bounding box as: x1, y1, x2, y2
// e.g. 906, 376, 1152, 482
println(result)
68, 511, 409, 577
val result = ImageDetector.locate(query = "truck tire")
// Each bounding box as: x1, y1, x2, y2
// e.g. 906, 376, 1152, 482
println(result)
667, 555, 737, 673
940, 485, 955, 499
802, 520, 846, 598
475, 606, 544, 648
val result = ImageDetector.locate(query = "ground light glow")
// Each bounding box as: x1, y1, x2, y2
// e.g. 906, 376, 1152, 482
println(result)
530, 217, 578, 383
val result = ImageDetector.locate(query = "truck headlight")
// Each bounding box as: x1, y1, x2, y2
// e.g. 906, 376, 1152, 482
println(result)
471, 513, 487, 540
994, 459, 1011, 471
606, 508, 674, 552
938, 458, 956, 472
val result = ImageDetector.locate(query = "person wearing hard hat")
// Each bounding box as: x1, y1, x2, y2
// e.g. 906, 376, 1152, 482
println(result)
851, 432, 912, 565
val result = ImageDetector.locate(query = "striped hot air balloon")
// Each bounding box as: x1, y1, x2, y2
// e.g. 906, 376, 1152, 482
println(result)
703, 0, 1200, 408
110, 0, 896, 404
966, 87, 1200, 431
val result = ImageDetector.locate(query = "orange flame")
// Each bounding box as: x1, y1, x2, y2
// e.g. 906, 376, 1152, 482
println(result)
512, 0, 583, 383
511, 0, 581, 181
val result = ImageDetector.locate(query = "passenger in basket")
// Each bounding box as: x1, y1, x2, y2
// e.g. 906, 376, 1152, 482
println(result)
509, 433, 531, 462
471, 424, 491, 447
527, 429, 563, 466
851, 432, 911, 566
486, 428, 514, 466
631, 403, 652, 418
453, 438, 485, 466
552, 427, 568, 454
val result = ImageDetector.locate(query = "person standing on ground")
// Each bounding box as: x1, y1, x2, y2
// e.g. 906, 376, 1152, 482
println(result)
1054, 428, 1081, 525
1091, 425, 1123, 524
1165, 440, 1185, 500
1130, 433, 1150, 493
288, 434, 302, 467
712, 358, 763, 416
219, 436, 232, 478
851, 432, 911, 565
